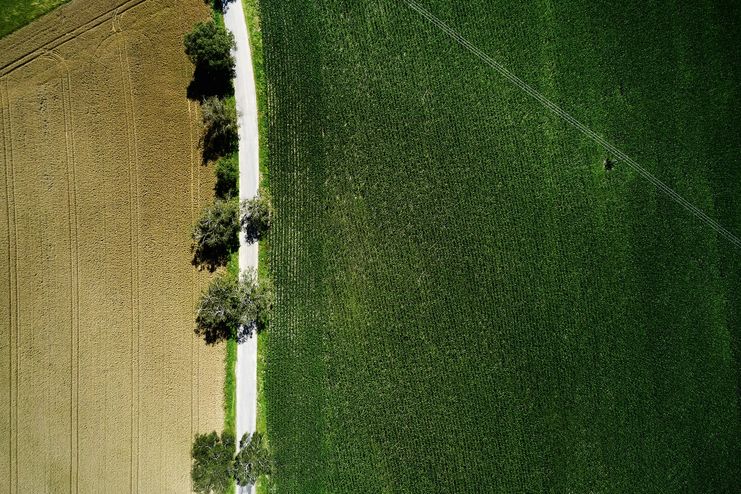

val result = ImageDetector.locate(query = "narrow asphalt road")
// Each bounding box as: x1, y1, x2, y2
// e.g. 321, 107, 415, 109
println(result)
223, 1, 259, 493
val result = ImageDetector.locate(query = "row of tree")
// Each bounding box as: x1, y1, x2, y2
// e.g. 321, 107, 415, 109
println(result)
184, 9, 273, 493
191, 190, 274, 344
192, 431, 270, 493
191, 190, 274, 272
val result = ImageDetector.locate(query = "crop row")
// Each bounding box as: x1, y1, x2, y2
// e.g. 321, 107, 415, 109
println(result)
259, 0, 740, 492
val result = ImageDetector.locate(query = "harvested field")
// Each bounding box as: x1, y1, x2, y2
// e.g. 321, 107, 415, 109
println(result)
0, 0, 223, 492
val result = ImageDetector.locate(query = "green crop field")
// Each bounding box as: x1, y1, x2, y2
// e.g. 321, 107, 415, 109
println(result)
258, 0, 740, 492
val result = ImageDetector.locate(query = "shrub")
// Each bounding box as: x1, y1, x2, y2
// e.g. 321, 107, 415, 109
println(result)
234, 432, 271, 487
192, 197, 240, 271
215, 154, 238, 199
191, 431, 236, 494
241, 187, 274, 244
195, 268, 275, 344
202, 96, 238, 161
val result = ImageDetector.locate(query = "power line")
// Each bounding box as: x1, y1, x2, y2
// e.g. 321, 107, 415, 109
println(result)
402, 0, 741, 250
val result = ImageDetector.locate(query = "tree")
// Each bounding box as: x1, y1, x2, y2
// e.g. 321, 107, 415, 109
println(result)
191, 431, 236, 494
214, 154, 238, 199
247, 268, 275, 334
184, 21, 235, 77
192, 197, 240, 271
212, 0, 236, 12
184, 21, 235, 99
234, 432, 271, 487
202, 96, 238, 161
241, 187, 274, 244
195, 268, 275, 344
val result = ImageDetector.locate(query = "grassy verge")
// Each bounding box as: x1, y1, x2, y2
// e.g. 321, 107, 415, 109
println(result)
224, 251, 240, 494
254, 254, 270, 494
224, 339, 237, 431
209, 4, 238, 494
0, 0, 69, 38
209, 0, 238, 442
223, 251, 240, 437
241, 0, 271, 492
209, 0, 224, 24
242, 0, 269, 187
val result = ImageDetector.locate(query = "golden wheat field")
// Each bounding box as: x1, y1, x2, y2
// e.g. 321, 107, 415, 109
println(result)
0, 0, 224, 492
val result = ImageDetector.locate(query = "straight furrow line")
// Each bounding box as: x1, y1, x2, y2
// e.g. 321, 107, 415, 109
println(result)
187, 97, 198, 494
2, 78, 19, 494
1, 77, 18, 494
125, 33, 143, 494
59, 61, 81, 494
195, 99, 201, 436
117, 32, 140, 494
0, 77, 8, 494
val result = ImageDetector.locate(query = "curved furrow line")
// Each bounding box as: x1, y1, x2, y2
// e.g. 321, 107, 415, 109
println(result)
0, 0, 150, 77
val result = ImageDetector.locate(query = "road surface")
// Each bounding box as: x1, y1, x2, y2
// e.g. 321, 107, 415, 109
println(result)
223, 1, 259, 493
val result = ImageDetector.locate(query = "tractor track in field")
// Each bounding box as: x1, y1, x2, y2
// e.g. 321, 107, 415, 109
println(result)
1, 0, 225, 490
0, 0, 149, 78
1, 76, 19, 494
115, 28, 141, 494
53, 53, 81, 494
188, 96, 200, 494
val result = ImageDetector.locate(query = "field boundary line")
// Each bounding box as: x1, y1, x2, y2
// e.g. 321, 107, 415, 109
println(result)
402, 0, 741, 250
187, 97, 199, 494
0, 0, 150, 78
1, 76, 8, 494
1, 77, 19, 494
0, 77, 6, 494
115, 25, 141, 494
188, 98, 194, 494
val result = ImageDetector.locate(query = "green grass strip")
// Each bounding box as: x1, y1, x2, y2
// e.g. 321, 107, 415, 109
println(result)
224, 339, 237, 434
242, 0, 269, 188
210, 0, 224, 25
223, 250, 239, 436
254, 251, 270, 494
241, 0, 271, 491
224, 251, 240, 494
0, 0, 70, 39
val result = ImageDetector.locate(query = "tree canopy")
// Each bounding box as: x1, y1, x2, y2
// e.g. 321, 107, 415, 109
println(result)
234, 432, 271, 487
214, 154, 238, 199
191, 431, 235, 494
195, 268, 275, 345
241, 187, 274, 244
201, 96, 238, 162
192, 197, 240, 272
191, 429, 271, 492
184, 21, 236, 99
184, 21, 236, 77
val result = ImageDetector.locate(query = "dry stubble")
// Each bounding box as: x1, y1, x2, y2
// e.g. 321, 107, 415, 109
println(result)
0, 0, 225, 492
